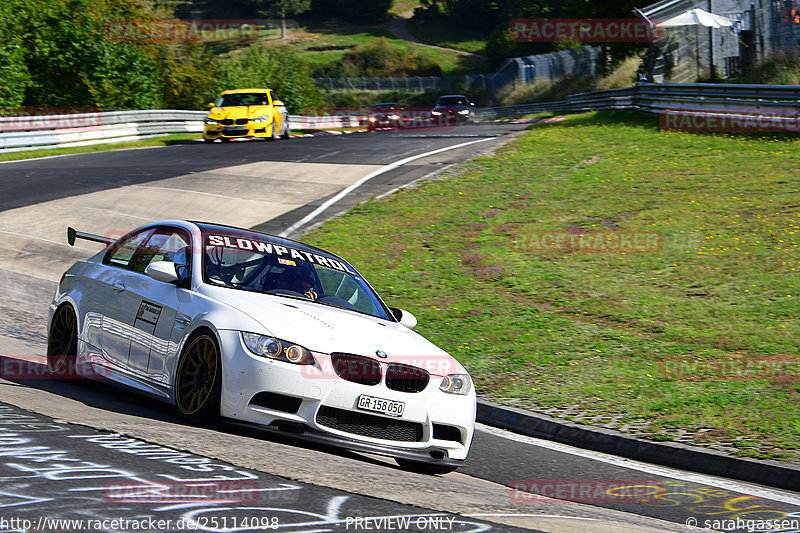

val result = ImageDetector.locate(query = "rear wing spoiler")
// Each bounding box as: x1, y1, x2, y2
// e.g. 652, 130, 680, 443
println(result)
67, 227, 115, 246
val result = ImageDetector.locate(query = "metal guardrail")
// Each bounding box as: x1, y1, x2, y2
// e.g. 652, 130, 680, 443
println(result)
0, 110, 207, 133
476, 83, 800, 119
0, 111, 367, 152
2, 83, 799, 152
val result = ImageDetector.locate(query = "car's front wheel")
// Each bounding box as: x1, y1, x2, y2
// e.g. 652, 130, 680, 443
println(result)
395, 458, 458, 475
47, 304, 78, 378
175, 332, 222, 424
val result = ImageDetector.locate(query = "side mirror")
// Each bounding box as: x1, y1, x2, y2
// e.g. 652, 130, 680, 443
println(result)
273, 100, 284, 106
390, 307, 418, 329
145, 261, 179, 284
206, 103, 215, 108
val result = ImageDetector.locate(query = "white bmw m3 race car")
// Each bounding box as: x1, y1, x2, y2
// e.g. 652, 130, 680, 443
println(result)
47, 220, 475, 473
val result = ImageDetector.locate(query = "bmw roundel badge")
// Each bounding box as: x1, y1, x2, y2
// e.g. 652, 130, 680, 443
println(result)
376, 350, 388, 358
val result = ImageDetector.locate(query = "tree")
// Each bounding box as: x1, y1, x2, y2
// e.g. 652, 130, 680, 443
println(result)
214, 44, 324, 113
0, 0, 32, 107
335, 0, 393, 22
257, 0, 311, 39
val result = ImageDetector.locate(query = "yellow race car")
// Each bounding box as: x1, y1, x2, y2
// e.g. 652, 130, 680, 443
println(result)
203, 88, 291, 143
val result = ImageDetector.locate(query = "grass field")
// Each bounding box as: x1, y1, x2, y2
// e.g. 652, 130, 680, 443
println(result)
304, 111, 800, 461
267, 23, 483, 75
406, 18, 488, 55
0, 134, 200, 163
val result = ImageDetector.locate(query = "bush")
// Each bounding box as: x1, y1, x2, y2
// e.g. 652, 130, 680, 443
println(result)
313, 38, 442, 78
733, 52, 800, 85
215, 44, 325, 113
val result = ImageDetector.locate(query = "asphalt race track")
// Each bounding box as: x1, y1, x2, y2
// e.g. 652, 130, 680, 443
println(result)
1, 125, 798, 533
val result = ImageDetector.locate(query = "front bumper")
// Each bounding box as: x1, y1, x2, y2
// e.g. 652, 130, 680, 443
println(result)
217, 330, 476, 464
204, 123, 271, 140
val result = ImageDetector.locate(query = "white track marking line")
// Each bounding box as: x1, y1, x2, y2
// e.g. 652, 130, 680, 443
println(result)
128, 185, 258, 202
278, 138, 494, 237
477, 424, 800, 506
0, 230, 71, 247
83, 206, 151, 220
0, 269, 57, 284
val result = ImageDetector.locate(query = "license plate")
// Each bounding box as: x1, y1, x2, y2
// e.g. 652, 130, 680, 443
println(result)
356, 395, 405, 417
223, 127, 247, 133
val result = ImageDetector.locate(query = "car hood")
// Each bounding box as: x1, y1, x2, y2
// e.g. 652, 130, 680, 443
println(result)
207, 106, 271, 120
203, 286, 460, 374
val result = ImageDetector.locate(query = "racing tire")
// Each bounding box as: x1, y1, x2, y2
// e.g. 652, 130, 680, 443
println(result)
203, 138, 214, 143
268, 121, 278, 141
281, 120, 291, 139
220, 138, 230, 143
47, 304, 78, 379
175, 331, 222, 425
395, 458, 458, 475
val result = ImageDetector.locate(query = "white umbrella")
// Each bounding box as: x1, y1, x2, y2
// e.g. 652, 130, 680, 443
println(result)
658, 8, 734, 28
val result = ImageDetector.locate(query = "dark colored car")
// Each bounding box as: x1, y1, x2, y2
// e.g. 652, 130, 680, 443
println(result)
430, 95, 476, 124
367, 103, 403, 130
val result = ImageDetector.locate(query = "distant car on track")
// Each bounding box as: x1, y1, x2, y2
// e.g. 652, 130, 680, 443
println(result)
203, 89, 290, 142
367, 103, 404, 130
48, 221, 475, 474
430, 95, 476, 125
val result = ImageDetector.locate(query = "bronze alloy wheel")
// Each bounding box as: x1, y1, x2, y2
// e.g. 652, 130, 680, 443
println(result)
175, 333, 221, 422
47, 305, 78, 377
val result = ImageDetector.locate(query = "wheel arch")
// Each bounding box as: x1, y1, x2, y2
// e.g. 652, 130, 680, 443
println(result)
170, 323, 221, 391
48, 296, 80, 339
171, 325, 224, 420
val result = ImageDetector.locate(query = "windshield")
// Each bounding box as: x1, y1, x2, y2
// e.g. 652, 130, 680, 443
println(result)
437, 96, 467, 106
201, 230, 391, 320
216, 93, 270, 107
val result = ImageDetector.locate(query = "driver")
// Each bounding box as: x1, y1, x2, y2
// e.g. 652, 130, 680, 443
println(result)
286, 272, 318, 300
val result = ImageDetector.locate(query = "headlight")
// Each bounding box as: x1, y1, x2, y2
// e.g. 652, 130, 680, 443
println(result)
440, 374, 470, 395
431, 110, 442, 116
241, 332, 314, 365
368, 116, 376, 122
251, 115, 270, 123
390, 114, 400, 120
204, 118, 218, 125
458, 109, 470, 115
